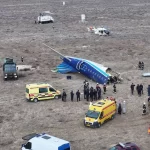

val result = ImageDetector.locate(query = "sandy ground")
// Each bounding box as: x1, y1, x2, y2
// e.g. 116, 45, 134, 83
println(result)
0, 0, 150, 150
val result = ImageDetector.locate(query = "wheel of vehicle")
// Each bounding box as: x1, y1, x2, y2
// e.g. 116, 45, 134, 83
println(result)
33, 98, 38, 103
4, 78, 7, 81
111, 115, 115, 120
97, 123, 101, 128
83, 120, 86, 127
26, 99, 30, 102
55, 95, 59, 99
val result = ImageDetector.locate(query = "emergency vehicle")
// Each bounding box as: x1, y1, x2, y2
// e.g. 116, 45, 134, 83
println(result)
84, 99, 117, 128
88, 27, 110, 36
21, 133, 71, 150
26, 83, 61, 102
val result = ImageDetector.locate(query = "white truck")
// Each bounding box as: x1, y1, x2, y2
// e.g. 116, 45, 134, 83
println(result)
21, 133, 71, 150
35, 11, 54, 24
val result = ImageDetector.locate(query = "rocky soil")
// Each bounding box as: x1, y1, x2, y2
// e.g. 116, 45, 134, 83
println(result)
0, 0, 150, 150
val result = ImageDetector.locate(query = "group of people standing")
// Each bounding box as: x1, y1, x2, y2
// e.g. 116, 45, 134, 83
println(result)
83, 81, 102, 102
138, 61, 144, 70
62, 89, 81, 102
61, 80, 118, 102
130, 83, 150, 115
61, 80, 104, 102
130, 83, 143, 96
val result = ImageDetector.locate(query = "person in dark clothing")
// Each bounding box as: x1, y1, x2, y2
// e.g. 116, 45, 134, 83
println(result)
136, 84, 139, 93
136, 84, 141, 96
141, 62, 144, 70
62, 89, 67, 102
140, 84, 143, 94
70, 90, 74, 102
138, 61, 141, 69
86, 82, 89, 89
86, 88, 90, 101
83, 82, 87, 99
83, 88, 87, 99
113, 83, 116, 93
118, 103, 122, 115
147, 85, 150, 96
96, 83, 100, 91
148, 97, 150, 102
103, 83, 106, 94
97, 88, 101, 99
90, 87, 94, 101
148, 97, 150, 108
93, 89, 97, 101
143, 103, 147, 115
76, 90, 80, 102
130, 83, 135, 95
21, 57, 24, 62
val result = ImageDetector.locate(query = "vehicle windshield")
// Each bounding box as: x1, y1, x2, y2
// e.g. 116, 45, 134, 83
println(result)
109, 147, 117, 150
41, 12, 50, 16
86, 110, 100, 119
4, 64, 16, 73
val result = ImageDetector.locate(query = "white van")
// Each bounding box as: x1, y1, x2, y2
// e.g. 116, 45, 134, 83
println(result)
35, 11, 54, 24
21, 133, 71, 150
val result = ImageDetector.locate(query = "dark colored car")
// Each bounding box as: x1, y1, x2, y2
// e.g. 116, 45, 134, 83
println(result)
109, 142, 140, 150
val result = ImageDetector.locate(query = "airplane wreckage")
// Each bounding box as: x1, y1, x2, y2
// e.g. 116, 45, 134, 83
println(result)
43, 43, 122, 84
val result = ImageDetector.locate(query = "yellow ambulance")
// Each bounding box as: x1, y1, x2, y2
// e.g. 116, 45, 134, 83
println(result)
26, 83, 61, 102
84, 99, 117, 128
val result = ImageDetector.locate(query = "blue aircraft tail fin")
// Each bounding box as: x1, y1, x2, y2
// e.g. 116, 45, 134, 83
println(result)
51, 62, 77, 74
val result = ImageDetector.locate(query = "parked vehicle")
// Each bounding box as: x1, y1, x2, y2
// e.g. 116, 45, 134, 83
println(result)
21, 133, 71, 150
35, 11, 54, 24
25, 83, 61, 102
3, 58, 18, 80
84, 99, 116, 128
109, 142, 140, 150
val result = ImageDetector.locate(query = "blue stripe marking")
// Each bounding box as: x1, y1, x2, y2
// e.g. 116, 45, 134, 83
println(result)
58, 143, 70, 150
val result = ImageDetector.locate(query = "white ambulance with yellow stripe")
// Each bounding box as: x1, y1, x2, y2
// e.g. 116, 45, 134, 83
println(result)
84, 99, 117, 128
26, 83, 61, 102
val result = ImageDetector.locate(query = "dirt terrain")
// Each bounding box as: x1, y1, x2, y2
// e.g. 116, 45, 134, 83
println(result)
0, 0, 150, 150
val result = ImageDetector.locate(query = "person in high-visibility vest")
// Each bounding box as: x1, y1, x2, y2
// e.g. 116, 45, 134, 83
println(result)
148, 124, 150, 134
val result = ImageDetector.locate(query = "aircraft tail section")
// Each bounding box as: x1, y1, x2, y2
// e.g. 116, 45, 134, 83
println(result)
51, 62, 77, 74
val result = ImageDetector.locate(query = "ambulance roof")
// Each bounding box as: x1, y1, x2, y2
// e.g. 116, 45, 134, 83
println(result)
89, 99, 114, 111
28, 133, 70, 150
26, 83, 52, 89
